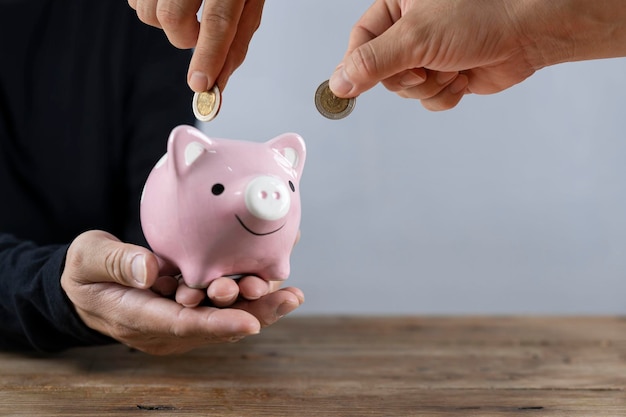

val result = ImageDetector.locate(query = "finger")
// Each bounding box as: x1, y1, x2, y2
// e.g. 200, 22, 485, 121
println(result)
215, 0, 265, 89
328, 0, 395, 96
394, 70, 457, 99
151, 275, 178, 297
175, 280, 207, 307
132, 0, 161, 29
420, 73, 469, 111
237, 276, 270, 301
381, 67, 427, 92
188, 0, 245, 92
155, 0, 203, 49
233, 287, 304, 327
206, 277, 239, 307
64, 230, 159, 289
343, 0, 398, 57
142, 302, 260, 340
329, 16, 422, 98
169, 306, 260, 343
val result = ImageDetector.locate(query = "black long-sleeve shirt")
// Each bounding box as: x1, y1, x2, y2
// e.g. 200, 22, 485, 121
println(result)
0, 1, 193, 351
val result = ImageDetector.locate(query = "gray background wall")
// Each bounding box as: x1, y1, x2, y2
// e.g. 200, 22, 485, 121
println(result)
199, 0, 626, 314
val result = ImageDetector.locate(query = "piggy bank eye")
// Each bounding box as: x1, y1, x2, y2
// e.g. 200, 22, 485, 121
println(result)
289, 181, 295, 192
212, 183, 225, 196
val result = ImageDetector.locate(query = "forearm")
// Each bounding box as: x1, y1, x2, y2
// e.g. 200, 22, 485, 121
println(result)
512, 0, 626, 69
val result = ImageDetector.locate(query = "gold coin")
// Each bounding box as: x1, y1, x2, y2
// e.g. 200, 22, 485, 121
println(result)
314, 80, 355, 120
192, 85, 221, 122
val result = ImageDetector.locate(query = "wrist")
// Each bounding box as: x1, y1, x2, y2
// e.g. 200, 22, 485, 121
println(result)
510, 0, 626, 70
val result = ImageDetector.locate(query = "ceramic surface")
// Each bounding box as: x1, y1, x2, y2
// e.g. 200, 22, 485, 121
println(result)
141, 125, 306, 288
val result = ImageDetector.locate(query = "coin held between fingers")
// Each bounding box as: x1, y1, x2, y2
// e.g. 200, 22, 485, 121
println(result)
193, 85, 222, 122
314, 80, 355, 120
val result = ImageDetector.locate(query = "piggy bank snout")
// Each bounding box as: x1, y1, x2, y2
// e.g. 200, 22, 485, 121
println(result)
244, 175, 291, 221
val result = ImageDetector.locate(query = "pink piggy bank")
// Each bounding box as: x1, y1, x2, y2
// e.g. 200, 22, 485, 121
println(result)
140, 125, 306, 289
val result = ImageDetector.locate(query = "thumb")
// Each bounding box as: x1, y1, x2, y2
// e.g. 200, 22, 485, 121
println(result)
65, 230, 159, 289
329, 22, 416, 98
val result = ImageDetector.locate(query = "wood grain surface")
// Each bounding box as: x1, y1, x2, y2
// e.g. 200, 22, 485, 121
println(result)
1, 316, 625, 416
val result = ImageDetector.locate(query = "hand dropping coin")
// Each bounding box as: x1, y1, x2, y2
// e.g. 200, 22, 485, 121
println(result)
192, 85, 221, 122
314, 80, 355, 120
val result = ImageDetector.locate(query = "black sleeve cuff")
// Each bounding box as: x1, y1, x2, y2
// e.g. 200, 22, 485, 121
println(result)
0, 237, 116, 352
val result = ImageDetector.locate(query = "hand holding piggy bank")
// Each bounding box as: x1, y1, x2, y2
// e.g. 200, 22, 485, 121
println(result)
140, 125, 306, 289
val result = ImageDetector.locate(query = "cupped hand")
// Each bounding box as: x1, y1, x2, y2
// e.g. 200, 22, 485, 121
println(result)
329, 0, 538, 111
128, 0, 265, 92
61, 230, 303, 355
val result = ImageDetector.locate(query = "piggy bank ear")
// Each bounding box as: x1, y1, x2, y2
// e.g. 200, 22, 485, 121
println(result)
166, 125, 214, 175
268, 133, 306, 176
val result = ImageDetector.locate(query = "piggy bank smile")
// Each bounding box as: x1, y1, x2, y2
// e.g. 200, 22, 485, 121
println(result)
235, 215, 285, 236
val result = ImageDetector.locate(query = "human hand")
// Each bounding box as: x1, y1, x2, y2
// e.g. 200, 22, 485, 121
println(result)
128, 0, 265, 92
61, 230, 304, 355
329, 0, 541, 111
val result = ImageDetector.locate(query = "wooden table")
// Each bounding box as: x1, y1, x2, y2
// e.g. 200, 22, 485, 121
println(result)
1, 316, 625, 416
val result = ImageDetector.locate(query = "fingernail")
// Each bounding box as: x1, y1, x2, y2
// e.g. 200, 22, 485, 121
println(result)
189, 71, 209, 92
399, 70, 426, 88
448, 76, 468, 95
328, 66, 353, 96
436, 71, 457, 85
131, 254, 147, 286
